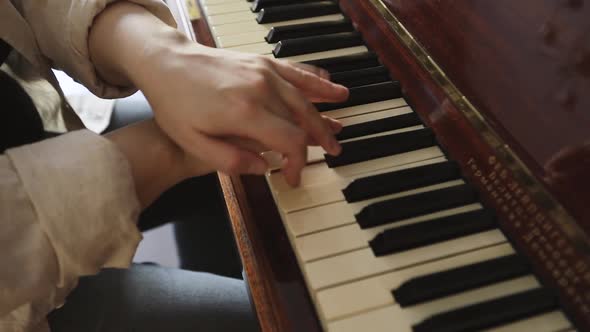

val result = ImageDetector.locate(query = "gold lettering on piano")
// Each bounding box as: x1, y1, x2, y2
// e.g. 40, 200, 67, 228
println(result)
465, 156, 590, 317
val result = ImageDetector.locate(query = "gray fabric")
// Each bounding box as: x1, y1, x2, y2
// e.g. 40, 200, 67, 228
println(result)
47, 264, 260, 332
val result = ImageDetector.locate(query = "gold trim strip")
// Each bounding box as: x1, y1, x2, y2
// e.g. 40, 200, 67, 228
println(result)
368, 0, 590, 253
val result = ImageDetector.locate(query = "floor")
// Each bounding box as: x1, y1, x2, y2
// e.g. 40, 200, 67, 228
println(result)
55, 70, 180, 268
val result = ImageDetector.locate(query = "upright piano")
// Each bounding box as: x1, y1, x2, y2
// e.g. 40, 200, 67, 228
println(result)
167, 0, 590, 331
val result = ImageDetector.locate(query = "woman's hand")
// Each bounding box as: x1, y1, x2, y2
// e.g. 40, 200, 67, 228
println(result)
139, 45, 347, 186
90, 2, 348, 187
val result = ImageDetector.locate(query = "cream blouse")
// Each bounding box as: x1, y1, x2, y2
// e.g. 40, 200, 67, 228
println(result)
0, 1, 176, 331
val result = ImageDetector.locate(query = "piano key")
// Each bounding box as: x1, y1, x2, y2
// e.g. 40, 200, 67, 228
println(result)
203, 0, 241, 3
265, 19, 354, 43
307, 124, 425, 164
212, 14, 346, 36
208, 11, 258, 25
286, 197, 480, 240
330, 66, 392, 89
324, 128, 435, 168
275, 156, 448, 213
204, 2, 251, 15
202, 0, 242, 5
412, 287, 558, 332
216, 30, 269, 48
278, 45, 369, 62
273, 31, 364, 58
227, 41, 274, 54
316, 81, 403, 112
294, 201, 482, 261
356, 183, 479, 229
304, 229, 506, 290
336, 105, 414, 126
326, 275, 540, 332
252, 0, 292, 12
251, 0, 326, 12
482, 311, 571, 332
304, 51, 381, 73
316, 243, 515, 321
342, 160, 460, 202
256, 1, 340, 24
369, 208, 497, 257
268, 146, 444, 193
393, 253, 530, 307
322, 98, 408, 119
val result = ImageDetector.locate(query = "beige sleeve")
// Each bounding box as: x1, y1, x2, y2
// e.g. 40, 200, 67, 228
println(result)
0, 131, 142, 316
17, 0, 177, 99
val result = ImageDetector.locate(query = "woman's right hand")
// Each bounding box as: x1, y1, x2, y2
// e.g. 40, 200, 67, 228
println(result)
136, 43, 348, 187
90, 2, 348, 187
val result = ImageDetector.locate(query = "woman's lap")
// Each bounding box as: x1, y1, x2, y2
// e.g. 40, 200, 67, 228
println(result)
48, 264, 260, 332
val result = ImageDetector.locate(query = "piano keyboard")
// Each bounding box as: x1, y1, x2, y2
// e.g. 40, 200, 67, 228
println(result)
199, 0, 575, 331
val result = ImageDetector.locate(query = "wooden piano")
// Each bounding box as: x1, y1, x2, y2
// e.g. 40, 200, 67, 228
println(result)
167, 0, 590, 331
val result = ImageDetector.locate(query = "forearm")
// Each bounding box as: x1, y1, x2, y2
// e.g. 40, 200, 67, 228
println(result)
89, 1, 188, 88
105, 120, 211, 208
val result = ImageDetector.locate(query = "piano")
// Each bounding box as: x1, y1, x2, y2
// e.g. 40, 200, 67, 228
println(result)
167, 0, 590, 331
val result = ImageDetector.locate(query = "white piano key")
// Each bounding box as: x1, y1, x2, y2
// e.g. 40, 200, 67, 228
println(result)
268, 146, 445, 193
323, 98, 409, 120
226, 41, 273, 54
201, 0, 242, 5
207, 11, 256, 25
211, 14, 345, 36
337, 106, 414, 126
306, 107, 419, 164
317, 243, 515, 321
281, 46, 369, 62
483, 311, 571, 332
327, 275, 540, 332
274, 156, 448, 213
204, 2, 251, 15
286, 198, 480, 239
305, 229, 507, 290
306, 125, 425, 164
294, 201, 482, 262
216, 30, 269, 48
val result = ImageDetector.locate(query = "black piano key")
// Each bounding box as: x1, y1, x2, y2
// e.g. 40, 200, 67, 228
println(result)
273, 31, 364, 58
252, 0, 325, 12
256, 1, 340, 24
330, 66, 392, 88
304, 52, 380, 73
315, 81, 402, 112
343, 161, 460, 202
369, 209, 497, 256
324, 128, 435, 168
393, 254, 530, 307
412, 288, 559, 332
356, 184, 479, 229
336, 111, 420, 141
266, 19, 354, 43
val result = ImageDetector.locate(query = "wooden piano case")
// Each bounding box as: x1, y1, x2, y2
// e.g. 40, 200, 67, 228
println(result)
168, 0, 590, 330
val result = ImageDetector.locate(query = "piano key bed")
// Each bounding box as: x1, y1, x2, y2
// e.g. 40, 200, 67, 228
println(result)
195, 0, 578, 331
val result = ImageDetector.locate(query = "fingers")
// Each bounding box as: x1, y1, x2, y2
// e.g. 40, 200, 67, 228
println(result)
289, 62, 331, 80
323, 115, 343, 134
178, 130, 268, 176
231, 107, 309, 186
267, 71, 341, 156
272, 59, 349, 103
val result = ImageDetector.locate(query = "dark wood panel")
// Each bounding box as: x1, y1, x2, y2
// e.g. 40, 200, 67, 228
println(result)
380, 0, 590, 234
340, 0, 590, 330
